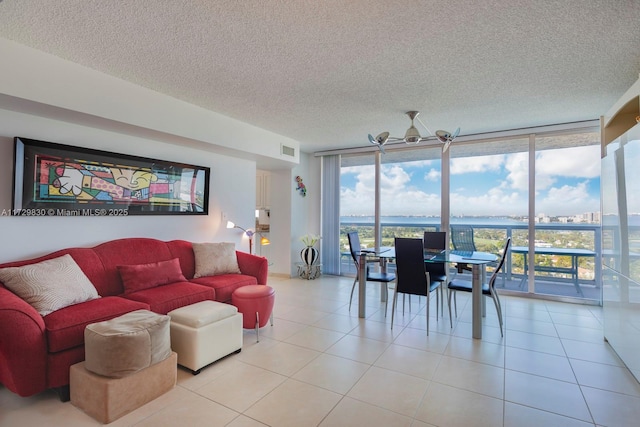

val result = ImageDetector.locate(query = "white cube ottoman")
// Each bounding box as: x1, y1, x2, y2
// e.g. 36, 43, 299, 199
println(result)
168, 300, 242, 374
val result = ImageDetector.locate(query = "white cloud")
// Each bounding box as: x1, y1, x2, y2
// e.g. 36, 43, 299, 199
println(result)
534, 145, 600, 191
504, 152, 528, 191
450, 154, 504, 174
450, 187, 527, 216
536, 181, 599, 215
380, 165, 411, 190
341, 164, 441, 216
341, 145, 600, 217
425, 168, 440, 181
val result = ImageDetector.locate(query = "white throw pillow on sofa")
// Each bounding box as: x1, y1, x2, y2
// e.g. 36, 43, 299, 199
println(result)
193, 242, 241, 278
0, 254, 100, 316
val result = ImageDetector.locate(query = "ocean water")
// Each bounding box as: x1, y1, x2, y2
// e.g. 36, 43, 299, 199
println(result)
340, 216, 528, 226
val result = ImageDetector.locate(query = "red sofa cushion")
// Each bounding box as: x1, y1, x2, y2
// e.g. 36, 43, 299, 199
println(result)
44, 296, 149, 353
121, 281, 215, 314
92, 238, 177, 295
118, 258, 187, 294
191, 274, 258, 303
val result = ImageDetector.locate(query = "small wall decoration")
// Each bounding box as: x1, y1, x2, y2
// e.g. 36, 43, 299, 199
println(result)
12, 137, 210, 216
295, 175, 307, 197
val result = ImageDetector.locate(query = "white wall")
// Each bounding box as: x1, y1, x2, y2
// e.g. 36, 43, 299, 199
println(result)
268, 169, 293, 276
0, 37, 322, 274
0, 109, 256, 263
289, 153, 322, 277
258, 153, 321, 277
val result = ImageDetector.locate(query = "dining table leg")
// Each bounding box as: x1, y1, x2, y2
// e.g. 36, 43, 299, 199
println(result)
358, 252, 367, 318
472, 264, 483, 339
379, 258, 387, 302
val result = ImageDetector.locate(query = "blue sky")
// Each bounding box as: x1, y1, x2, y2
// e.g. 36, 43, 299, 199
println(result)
341, 144, 601, 217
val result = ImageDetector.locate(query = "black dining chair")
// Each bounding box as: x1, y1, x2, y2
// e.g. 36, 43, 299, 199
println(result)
423, 231, 448, 320
447, 237, 511, 336
392, 237, 442, 334
347, 232, 396, 315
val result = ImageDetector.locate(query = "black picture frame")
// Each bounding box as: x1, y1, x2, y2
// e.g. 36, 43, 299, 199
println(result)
12, 137, 210, 216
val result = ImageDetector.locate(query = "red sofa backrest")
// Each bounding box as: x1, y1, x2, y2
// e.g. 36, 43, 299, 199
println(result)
0, 247, 109, 294
0, 238, 198, 297
166, 240, 197, 279
93, 238, 194, 296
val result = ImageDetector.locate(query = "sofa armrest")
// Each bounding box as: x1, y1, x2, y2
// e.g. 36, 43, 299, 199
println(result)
236, 251, 268, 285
0, 286, 48, 397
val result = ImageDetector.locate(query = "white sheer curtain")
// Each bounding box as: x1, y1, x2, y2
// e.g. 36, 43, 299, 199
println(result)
321, 154, 341, 275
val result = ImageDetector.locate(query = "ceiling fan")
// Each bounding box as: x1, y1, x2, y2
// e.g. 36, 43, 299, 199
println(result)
368, 111, 460, 154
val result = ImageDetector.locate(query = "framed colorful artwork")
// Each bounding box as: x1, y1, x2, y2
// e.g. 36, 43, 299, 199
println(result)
11, 137, 210, 216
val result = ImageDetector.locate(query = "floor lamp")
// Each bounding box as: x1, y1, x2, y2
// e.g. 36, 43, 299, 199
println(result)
226, 221, 270, 254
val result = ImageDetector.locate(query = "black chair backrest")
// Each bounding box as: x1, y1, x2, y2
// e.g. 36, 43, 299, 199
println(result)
347, 232, 361, 265
394, 238, 429, 296
451, 225, 476, 251
488, 237, 512, 287
423, 231, 446, 251
423, 231, 447, 276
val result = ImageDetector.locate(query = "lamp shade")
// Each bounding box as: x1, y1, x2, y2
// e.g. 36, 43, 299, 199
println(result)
226, 221, 235, 229
260, 236, 270, 246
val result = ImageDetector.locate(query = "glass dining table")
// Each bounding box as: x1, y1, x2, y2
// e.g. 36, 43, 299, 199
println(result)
357, 247, 498, 339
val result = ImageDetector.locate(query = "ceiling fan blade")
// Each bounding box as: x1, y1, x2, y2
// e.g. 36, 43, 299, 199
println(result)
368, 132, 389, 154
442, 139, 452, 153
369, 132, 389, 145
451, 127, 460, 140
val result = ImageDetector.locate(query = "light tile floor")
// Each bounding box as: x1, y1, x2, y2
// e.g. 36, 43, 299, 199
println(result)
1, 275, 640, 426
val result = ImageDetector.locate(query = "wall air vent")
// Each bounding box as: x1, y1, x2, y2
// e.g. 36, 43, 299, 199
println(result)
281, 144, 295, 157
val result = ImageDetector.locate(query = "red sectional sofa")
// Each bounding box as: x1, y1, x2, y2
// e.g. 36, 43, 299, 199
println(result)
0, 237, 268, 399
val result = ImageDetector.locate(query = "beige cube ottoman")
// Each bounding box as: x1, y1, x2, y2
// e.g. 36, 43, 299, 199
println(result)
70, 352, 177, 424
168, 300, 242, 374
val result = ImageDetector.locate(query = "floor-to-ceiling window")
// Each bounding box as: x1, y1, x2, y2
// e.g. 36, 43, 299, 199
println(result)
449, 137, 529, 258
533, 131, 601, 301
379, 147, 442, 242
331, 123, 601, 302
340, 148, 442, 273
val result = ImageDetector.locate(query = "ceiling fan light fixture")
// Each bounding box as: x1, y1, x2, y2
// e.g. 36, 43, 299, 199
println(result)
367, 111, 459, 154
404, 125, 421, 144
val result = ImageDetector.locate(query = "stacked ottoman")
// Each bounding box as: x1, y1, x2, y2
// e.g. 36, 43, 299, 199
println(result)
70, 310, 176, 424
168, 300, 243, 374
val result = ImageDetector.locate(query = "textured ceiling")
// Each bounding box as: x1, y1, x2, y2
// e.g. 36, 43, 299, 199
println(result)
0, 0, 639, 154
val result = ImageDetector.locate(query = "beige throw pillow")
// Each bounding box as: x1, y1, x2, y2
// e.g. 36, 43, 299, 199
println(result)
0, 254, 100, 316
193, 242, 241, 278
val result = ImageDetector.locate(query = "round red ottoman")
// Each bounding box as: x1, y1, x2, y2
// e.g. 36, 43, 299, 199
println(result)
232, 285, 275, 342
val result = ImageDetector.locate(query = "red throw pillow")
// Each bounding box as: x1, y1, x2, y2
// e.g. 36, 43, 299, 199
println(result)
117, 258, 187, 294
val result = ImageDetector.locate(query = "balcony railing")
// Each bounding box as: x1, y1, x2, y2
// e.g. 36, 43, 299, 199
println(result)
340, 220, 601, 302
